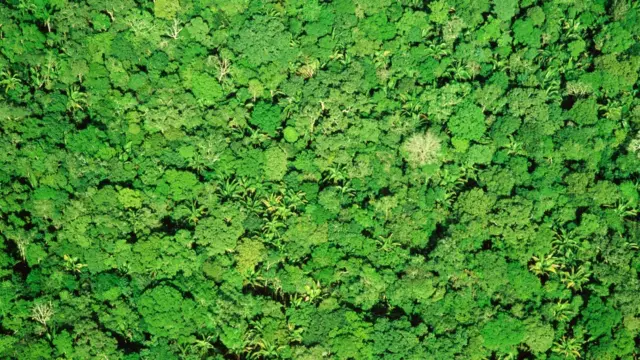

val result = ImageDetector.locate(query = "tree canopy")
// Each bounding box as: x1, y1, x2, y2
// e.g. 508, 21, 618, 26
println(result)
1, 0, 640, 359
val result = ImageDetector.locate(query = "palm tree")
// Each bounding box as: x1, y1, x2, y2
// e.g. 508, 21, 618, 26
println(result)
553, 301, 576, 322
0, 70, 21, 93
376, 233, 400, 252
560, 265, 591, 291
552, 336, 583, 359
66, 86, 87, 113
529, 253, 560, 277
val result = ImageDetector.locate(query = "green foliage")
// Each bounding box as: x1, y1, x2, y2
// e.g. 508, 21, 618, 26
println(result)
448, 101, 487, 141
481, 314, 525, 353
360, 13, 396, 41
493, 0, 519, 22
283, 127, 299, 143
138, 286, 196, 338
195, 206, 246, 255
513, 18, 542, 48
263, 146, 288, 181
250, 102, 282, 136
155, 0, 180, 20
525, 321, 554, 353
189, 72, 224, 106
91, 13, 111, 32
1, 0, 639, 358
582, 297, 622, 340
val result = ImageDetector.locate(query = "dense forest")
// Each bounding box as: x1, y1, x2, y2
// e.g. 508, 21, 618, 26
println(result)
1, 0, 640, 359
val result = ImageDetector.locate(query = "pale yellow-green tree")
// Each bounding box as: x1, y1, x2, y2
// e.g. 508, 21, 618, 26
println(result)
401, 130, 442, 167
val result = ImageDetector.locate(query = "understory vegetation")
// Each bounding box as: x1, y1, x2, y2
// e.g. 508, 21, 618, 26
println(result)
1, 0, 640, 359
